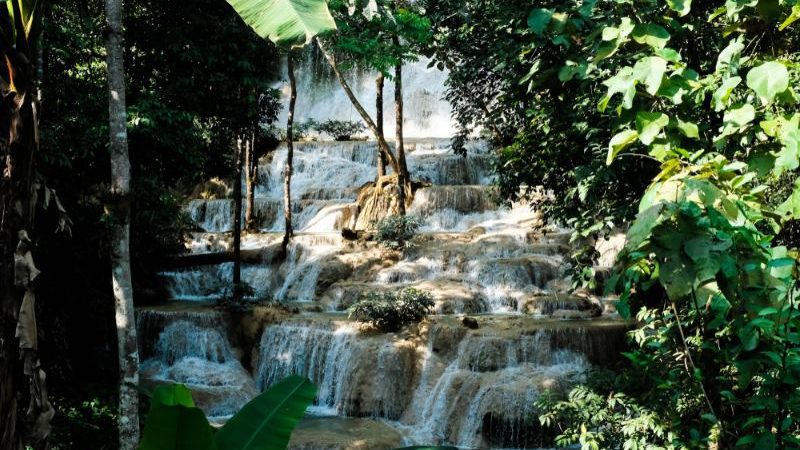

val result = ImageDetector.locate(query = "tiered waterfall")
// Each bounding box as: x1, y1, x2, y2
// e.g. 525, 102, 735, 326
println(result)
137, 62, 627, 450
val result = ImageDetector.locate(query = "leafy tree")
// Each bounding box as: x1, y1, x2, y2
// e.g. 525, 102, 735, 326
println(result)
502, 0, 800, 448
326, 0, 432, 214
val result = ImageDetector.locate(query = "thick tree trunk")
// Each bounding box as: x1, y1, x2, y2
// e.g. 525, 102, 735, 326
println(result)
244, 131, 256, 232
233, 137, 243, 289
393, 50, 408, 216
281, 53, 296, 255
104, 0, 140, 447
316, 38, 400, 175
376, 73, 386, 178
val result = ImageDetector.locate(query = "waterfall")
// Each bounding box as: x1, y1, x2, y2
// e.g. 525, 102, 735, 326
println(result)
147, 77, 631, 447
278, 52, 454, 139
254, 321, 419, 419
137, 311, 256, 420
250, 318, 627, 448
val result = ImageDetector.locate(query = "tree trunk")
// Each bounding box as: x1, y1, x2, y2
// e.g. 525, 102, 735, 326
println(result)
376, 73, 386, 178
233, 137, 243, 289
393, 46, 408, 216
104, 0, 140, 447
244, 129, 256, 232
316, 38, 400, 175
281, 53, 296, 255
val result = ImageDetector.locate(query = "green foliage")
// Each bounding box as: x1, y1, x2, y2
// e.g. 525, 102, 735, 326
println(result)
512, 0, 800, 448
375, 215, 421, 250
225, 0, 337, 47
139, 376, 317, 450
539, 385, 673, 449
349, 288, 434, 332
326, 0, 431, 76
50, 396, 118, 450
315, 119, 365, 140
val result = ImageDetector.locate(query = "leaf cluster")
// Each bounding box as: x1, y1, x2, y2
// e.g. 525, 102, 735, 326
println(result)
348, 288, 434, 332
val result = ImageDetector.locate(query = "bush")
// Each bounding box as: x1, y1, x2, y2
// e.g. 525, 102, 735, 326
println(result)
315, 119, 366, 141
349, 288, 434, 332
375, 215, 421, 250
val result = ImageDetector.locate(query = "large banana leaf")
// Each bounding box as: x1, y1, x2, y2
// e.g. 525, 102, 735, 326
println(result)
139, 384, 218, 450
214, 375, 317, 450
226, 0, 336, 47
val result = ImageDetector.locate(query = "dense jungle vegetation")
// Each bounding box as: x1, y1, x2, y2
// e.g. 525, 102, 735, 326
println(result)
1, 0, 800, 449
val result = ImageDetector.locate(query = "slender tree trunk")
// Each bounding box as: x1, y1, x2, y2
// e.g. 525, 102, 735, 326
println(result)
393, 46, 408, 216
244, 131, 256, 232
232, 136, 243, 289
281, 53, 296, 255
104, 0, 140, 447
316, 38, 400, 175
375, 73, 386, 178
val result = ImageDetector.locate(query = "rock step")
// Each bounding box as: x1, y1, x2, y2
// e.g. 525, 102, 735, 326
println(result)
288, 417, 404, 450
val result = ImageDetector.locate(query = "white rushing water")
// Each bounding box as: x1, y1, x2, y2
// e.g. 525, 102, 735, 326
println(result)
138, 315, 256, 421
277, 51, 455, 139
144, 59, 624, 448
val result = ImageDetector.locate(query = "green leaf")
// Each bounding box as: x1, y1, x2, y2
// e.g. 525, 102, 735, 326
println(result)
632, 23, 671, 49
152, 384, 196, 408
600, 67, 637, 111
723, 103, 755, 128
226, 0, 337, 47
633, 56, 667, 96
215, 375, 317, 450
746, 61, 789, 105
713, 76, 742, 111
779, 5, 800, 30
636, 111, 669, 145
676, 118, 699, 138
607, 129, 639, 165
716, 38, 744, 75
626, 203, 665, 250
777, 179, 800, 220
775, 129, 800, 175
667, 0, 692, 16
139, 385, 218, 450
527, 8, 553, 35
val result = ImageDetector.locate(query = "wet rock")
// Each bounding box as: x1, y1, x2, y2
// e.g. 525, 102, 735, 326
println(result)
462, 316, 479, 329
341, 228, 358, 240
315, 257, 354, 295
288, 417, 403, 450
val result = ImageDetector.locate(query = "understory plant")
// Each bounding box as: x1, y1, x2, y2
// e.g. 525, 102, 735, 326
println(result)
349, 288, 434, 332
375, 215, 421, 250
315, 119, 366, 140
138, 375, 316, 450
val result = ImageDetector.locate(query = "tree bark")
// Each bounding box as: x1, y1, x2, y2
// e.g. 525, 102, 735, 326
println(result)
104, 0, 140, 447
375, 73, 386, 178
316, 38, 400, 175
281, 53, 296, 255
244, 128, 256, 232
232, 137, 242, 289
393, 44, 408, 216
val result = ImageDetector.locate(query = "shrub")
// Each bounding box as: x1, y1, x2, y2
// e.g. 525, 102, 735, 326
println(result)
375, 215, 421, 250
349, 288, 434, 332
315, 119, 366, 141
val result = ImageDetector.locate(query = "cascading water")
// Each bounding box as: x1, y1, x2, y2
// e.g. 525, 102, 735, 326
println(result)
137, 311, 256, 420
140, 57, 629, 449
278, 50, 455, 138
